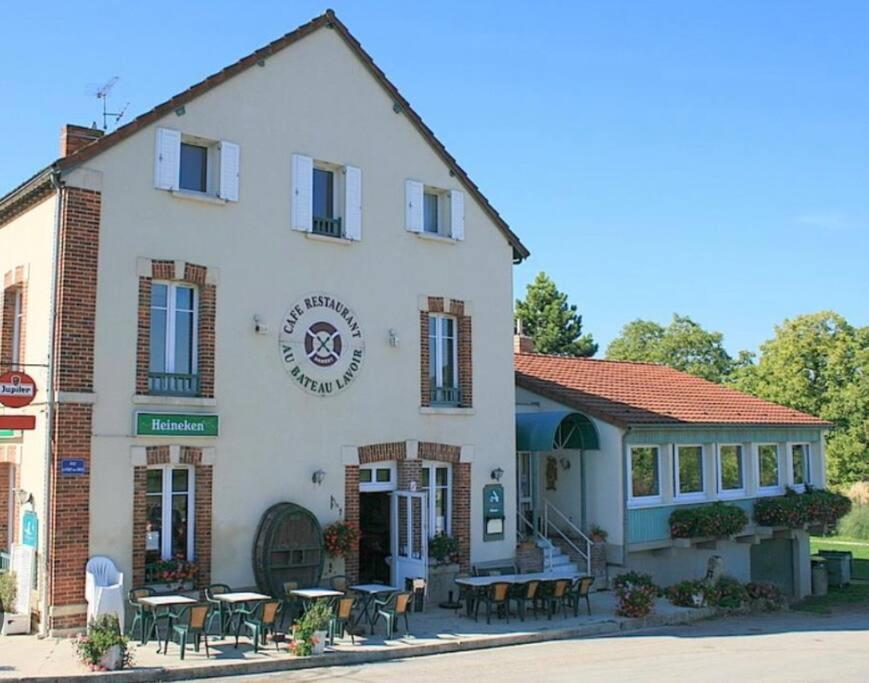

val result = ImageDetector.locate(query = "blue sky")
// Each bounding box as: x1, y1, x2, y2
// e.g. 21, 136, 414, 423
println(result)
2, 1, 866, 355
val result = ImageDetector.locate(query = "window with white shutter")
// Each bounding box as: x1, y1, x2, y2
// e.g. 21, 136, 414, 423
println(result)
408, 182, 465, 240
154, 128, 181, 190
449, 190, 464, 241
219, 141, 240, 202
156, 128, 239, 204
405, 180, 424, 233
343, 165, 362, 240
292, 154, 314, 232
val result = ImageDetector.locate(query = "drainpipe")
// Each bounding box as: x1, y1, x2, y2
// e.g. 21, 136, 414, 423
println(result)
618, 427, 632, 567
38, 170, 63, 637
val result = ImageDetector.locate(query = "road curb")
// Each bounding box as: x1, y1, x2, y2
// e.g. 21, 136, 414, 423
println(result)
10, 607, 716, 682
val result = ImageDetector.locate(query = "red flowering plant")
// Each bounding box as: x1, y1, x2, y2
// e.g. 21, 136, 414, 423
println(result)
323, 520, 359, 558
669, 502, 748, 539
754, 487, 851, 529
613, 571, 658, 618
145, 555, 198, 586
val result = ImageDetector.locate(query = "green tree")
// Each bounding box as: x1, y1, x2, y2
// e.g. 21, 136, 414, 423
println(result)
515, 272, 597, 356
606, 314, 736, 383
730, 312, 868, 485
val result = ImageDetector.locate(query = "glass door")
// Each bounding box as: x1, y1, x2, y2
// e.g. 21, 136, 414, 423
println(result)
391, 491, 428, 588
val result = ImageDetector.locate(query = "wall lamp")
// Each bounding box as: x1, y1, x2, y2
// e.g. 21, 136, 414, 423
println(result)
312, 469, 327, 486
490, 467, 504, 482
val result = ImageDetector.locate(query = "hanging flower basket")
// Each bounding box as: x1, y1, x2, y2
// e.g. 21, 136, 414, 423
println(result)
323, 521, 359, 558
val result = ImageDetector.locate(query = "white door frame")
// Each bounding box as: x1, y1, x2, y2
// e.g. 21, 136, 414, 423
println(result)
391, 491, 428, 588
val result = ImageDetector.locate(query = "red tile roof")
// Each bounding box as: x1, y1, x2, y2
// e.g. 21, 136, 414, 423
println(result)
515, 353, 830, 428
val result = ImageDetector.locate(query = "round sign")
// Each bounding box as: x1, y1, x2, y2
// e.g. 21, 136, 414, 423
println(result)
0, 371, 38, 408
278, 293, 365, 397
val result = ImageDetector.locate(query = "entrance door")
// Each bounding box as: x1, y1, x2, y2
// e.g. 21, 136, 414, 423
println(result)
391, 491, 428, 588
517, 452, 536, 535
359, 492, 391, 584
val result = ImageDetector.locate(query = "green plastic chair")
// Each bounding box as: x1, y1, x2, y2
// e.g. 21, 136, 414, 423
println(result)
508, 580, 540, 621
127, 587, 155, 644
567, 576, 595, 616
476, 581, 511, 624
204, 583, 232, 636
372, 591, 412, 639
329, 596, 357, 645
235, 600, 282, 653
280, 581, 301, 630
163, 603, 212, 660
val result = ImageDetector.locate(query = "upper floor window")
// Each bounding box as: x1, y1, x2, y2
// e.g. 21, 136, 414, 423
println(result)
145, 466, 195, 574
292, 154, 361, 241
154, 127, 239, 201
791, 444, 811, 490
150, 282, 198, 396
629, 446, 661, 504
428, 314, 459, 406
420, 462, 451, 535
675, 445, 705, 500
757, 444, 781, 493
405, 180, 464, 240
717, 444, 745, 495
10, 287, 22, 369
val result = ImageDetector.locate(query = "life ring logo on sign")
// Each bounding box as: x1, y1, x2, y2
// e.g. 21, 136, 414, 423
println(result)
0, 371, 38, 409
279, 293, 364, 397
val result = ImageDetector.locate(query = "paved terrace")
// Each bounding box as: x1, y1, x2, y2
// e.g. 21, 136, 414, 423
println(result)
0, 593, 713, 681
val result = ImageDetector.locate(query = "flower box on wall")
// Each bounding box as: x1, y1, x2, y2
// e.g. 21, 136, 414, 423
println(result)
146, 581, 194, 594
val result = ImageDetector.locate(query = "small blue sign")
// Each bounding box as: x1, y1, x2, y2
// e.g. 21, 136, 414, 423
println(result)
22, 510, 38, 548
61, 458, 87, 475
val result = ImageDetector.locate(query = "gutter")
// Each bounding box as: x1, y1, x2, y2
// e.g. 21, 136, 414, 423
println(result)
38, 170, 63, 637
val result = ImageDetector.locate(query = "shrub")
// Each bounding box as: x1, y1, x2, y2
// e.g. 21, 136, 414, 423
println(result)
669, 502, 749, 538
429, 532, 460, 565
837, 504, 869, 540
745, 582, 785, 611
754, 488, 851, 528
323, 521, 359, 558
72, 614, 133, 671
290, 600, 332, 656
706, 576, 748, 609
0, 571, 16, 612
614, 571, 658, 618
666, 580, 707, 607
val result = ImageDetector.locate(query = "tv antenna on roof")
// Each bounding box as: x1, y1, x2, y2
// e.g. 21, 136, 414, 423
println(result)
91, 77, 129, 130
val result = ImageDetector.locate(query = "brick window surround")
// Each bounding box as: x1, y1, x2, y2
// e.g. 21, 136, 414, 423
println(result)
136, 260, 216, 397
132, 446, 213, 588
420, 296, 472, 408
344, 441, 471, 583
0, 266, 28, 372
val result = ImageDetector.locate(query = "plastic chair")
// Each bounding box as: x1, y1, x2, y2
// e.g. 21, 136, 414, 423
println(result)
85, 556, 125, 632
540, 579, 572, 619
163, 603, 211, 660
509, 580, 540, 622
204, 583, 232, 636
372, 591, 412, 638
567, 576, 595, 616
329, 596, 357, 645
280, 581, 301, 630
127, 587, 155, 643
235, 600, 282, 653
476, 582, 511, 624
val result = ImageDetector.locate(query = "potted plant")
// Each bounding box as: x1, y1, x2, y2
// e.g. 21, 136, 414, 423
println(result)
590, 525, 608, 543
613, 571, 658, 619
72, 614, 133, 671
428, 532, 461, 605
323, 520, 359, 559
290, 601, 332, 656
0, 570, 28, 636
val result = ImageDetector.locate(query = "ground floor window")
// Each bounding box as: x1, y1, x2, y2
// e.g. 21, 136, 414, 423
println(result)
145, 466, 195, 566
420, 462, 451, 535
675, 445, 705, 499
757, 444, 780, 492
718, 444, 745, 494
629, 446, 661, 503
791, 444, 811, 489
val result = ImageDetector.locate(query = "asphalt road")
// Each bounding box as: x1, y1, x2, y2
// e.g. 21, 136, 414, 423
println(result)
195, 610, 869, 683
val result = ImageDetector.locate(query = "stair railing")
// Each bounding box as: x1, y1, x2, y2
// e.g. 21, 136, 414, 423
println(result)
542, 500, 592, 575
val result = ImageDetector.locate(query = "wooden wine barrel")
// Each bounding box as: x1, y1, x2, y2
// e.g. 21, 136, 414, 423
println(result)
252, 502, 324, 597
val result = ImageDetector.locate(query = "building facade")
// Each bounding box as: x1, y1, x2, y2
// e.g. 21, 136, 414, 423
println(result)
0, 11, 528, 634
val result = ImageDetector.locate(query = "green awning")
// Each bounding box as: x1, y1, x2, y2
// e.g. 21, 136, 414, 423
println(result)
516, 411, 600, 451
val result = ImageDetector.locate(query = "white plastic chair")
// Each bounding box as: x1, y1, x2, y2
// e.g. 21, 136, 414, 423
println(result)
85, 555, 125, 632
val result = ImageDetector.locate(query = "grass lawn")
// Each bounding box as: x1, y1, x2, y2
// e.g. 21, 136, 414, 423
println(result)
792, 582, 869, 615
810, 536, 869, 580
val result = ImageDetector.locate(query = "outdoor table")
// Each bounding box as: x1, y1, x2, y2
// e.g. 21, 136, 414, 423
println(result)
213, 591, 271, 638
454, 572, 584, 618
349, 584, 399, 633
138, 595, 196, 650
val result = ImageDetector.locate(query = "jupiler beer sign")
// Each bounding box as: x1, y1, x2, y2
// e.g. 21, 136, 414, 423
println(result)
279, 293, 365, 397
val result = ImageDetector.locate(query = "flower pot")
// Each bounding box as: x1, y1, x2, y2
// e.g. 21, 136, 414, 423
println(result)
100, 645, 123, 671
1, 612, 30, 635
311, 630, 328, 655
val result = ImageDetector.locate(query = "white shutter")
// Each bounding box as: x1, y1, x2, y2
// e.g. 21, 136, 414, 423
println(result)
344, 165, 362, 240
450, 189, 465, 240
219, 141, 240, 202
154, 128, 181, 190
405, 179, 423, 232
292, 154, 313, 232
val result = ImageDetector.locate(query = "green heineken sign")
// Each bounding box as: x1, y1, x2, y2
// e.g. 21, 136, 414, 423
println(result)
0, 429, 16, 438
135, 412, 219, 437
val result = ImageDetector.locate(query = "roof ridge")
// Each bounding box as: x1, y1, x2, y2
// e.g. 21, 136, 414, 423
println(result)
514, 351, 671, 369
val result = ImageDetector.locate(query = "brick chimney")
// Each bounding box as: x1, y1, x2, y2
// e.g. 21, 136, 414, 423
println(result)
60, 124, 104, 157
513, 319, 535, 353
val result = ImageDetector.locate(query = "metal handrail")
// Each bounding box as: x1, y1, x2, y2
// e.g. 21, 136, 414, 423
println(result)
543, 500, 592, 575
517, 513, 554, 571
